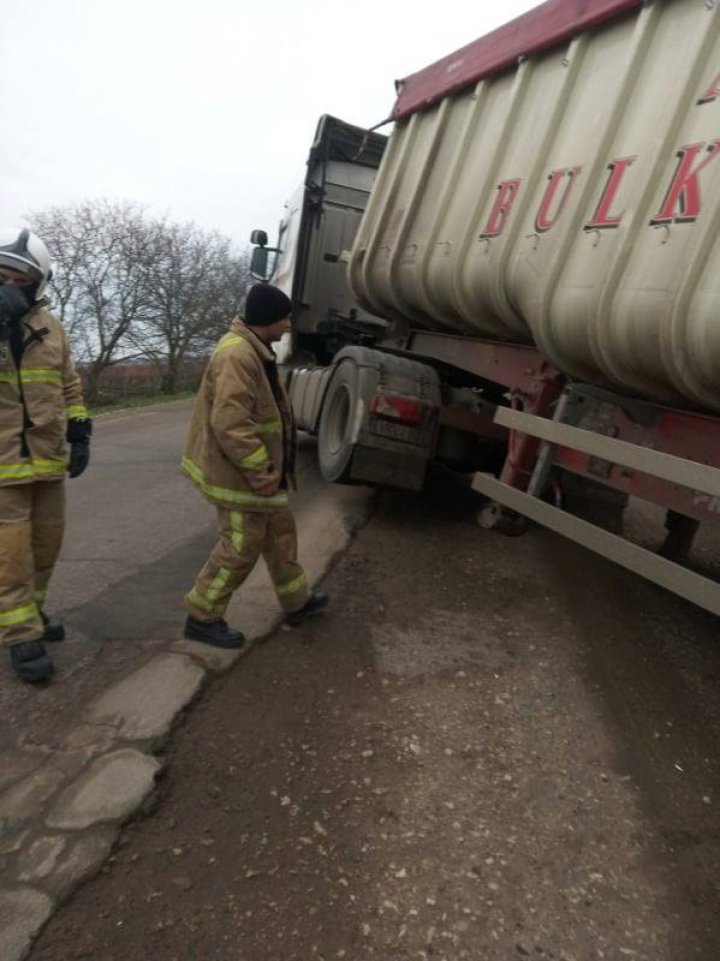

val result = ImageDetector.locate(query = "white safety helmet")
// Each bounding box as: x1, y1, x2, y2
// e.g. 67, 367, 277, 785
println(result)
0, 228, 53, 300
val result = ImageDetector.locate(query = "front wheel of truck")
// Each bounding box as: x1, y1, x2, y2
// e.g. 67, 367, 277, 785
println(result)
317, 360, 359, 483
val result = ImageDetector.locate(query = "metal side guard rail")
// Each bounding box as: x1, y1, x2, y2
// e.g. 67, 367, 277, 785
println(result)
472, 404, 720, 618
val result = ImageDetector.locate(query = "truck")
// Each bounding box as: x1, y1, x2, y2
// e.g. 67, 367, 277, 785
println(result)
250, 0, 720, 618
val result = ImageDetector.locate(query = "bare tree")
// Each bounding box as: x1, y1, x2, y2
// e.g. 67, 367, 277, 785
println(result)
29, 201, 252, 401
26, 204, 100, 357
132, 220, 251, 393
30, 200, 154, 403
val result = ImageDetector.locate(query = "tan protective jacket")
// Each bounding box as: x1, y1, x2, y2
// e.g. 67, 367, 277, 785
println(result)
182, 319, 297, 512
0, 303, 87, 487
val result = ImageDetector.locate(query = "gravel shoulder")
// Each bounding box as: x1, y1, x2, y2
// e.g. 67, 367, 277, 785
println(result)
28, 473, 720, 961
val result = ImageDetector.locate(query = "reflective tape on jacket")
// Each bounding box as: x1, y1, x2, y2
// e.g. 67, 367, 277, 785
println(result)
213, 334, 246, 356
21, 369, 63, 384
276, 572, 308, 597
256, 419, 282, 435
66, 405, 89, 419
181, 456, 288, 508
187, 564, 234, 614
229, 511, 245, 553
186, 587, 217, 615
0, 369, 63, 385
0, 602, 39, 627
240, 444, 269, 470
0, 460, 67, 481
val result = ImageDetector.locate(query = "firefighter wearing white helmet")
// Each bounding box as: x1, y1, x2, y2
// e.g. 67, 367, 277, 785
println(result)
0, 228, 91, 683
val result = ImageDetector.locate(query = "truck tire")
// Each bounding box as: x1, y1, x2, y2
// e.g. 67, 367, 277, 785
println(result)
317, 360, 359, 483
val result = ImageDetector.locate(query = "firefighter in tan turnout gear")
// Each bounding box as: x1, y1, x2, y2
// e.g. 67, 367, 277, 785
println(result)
0, 229, 91, 682
182, 284, 328, 648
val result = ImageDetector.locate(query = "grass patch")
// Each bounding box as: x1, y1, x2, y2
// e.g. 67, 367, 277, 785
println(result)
89, 390, 196, 418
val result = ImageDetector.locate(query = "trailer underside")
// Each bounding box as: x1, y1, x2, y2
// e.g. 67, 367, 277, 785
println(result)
406, 332, 720, 617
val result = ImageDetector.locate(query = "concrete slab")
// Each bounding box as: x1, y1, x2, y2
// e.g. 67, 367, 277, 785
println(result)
62, 722, 120, 754
0, 888, 53, 961
84, 654, 206, 741
0, 829, 29, 856
0, 751, 43, 794
17, 836, 67, 883
46, 827, 116, 902
171, 639, 246, 674
0, 765, 67, 823
46, 750, 161, 831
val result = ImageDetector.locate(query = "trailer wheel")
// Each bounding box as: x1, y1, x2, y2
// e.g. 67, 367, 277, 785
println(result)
318, 360, 359, 483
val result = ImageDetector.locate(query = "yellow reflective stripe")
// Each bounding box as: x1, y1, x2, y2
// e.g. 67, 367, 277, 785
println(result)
0, 370, 64, 385
230, 511, 244, 553
188, 567, 232, 615
20, 369, 62, 384
0, 460, 67, 480
186, 588, 215, 614
34, 459, 67, 472
240, 444, 269, 471
0, 465, 36, 480
181, 457, 288, 508
213, 334, 246, 356
257, 419, 282, 435
276, 572, 308, 597
0, 602, 39, 627
206, 568, 232, 603
66, 405, 89, 419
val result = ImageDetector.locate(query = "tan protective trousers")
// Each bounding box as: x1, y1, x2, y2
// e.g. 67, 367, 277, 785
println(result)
0, 481, 65, 648
185, 506, 311, 622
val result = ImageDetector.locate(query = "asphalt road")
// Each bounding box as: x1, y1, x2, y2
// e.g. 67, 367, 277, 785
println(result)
49, 399, 370, 642
0, 398, 370, 754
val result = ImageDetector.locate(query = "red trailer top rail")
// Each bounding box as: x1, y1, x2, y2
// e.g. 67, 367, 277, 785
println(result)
392, 0, 644, 120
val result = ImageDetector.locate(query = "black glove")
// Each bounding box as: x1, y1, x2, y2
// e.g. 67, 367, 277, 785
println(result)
66, 418, 92, 479
0, 285, 30, 340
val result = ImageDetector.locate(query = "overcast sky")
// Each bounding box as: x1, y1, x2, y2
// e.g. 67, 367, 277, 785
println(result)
2, 0, 539, 253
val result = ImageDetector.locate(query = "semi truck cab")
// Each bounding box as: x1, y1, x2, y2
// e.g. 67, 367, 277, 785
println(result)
250, 115, 390, 365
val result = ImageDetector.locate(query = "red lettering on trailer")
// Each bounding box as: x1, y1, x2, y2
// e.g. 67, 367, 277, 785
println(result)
476, 136, 720, 241
697, 71, 720, 105
585, 156, 637, 229
481, 179, 522, 238
535, 166, 583, 233
651, 140, 720, 224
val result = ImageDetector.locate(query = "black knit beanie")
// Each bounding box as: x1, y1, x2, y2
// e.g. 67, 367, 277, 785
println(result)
245, 284, 293, 327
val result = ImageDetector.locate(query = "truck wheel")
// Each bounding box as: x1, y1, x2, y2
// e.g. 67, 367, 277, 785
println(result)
318, 360, 359, 483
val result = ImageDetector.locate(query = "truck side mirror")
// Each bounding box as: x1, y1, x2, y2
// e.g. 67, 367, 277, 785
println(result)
250, 245, 270, 280
250, 229, 268, 247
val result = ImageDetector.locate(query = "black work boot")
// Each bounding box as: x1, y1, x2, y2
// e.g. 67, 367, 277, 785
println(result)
184, 616, 245, 649
284, 591, 329, 627
41, 611, 66, 643
10, 641, 55, 683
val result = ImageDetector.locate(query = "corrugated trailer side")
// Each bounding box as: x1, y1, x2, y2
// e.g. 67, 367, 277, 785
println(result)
349, 0, 720, 412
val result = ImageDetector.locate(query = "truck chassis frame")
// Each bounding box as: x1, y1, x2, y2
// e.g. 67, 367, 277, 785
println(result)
407, 331, 720, 617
